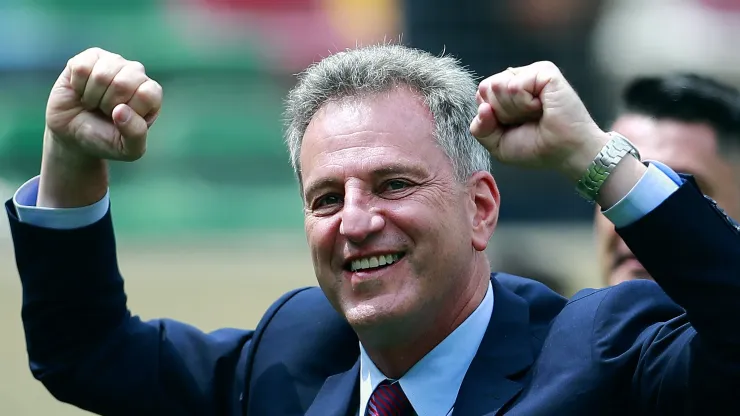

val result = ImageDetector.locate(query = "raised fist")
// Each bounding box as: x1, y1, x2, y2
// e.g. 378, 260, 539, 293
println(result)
470, 61, 608, 180
45, 47, 163, 162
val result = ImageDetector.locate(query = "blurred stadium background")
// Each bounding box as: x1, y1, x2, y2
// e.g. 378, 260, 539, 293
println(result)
2, 0, 740, 414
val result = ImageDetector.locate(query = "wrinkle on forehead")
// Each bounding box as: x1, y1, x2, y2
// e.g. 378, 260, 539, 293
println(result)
299, 88, 450, 190
304, 87, 434, 144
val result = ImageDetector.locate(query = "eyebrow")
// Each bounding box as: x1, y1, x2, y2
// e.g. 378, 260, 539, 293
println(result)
303, 162, 429, 200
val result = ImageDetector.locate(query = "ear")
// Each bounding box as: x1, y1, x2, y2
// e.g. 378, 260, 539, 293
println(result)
467, 171, 500, 252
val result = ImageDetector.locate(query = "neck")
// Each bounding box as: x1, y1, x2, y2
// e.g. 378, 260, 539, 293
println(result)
359, 257, 490, 379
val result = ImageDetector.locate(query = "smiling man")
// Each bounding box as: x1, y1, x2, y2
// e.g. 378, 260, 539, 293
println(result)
298, 86, 497, 384
5, 45, 740, 415
595, 74, 740, 286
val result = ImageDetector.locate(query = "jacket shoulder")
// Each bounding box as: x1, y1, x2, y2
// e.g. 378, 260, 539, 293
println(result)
493, 273, 568, 339
567, 279, 682, 319
553, 280, 685, 365
243, 286, 358, 411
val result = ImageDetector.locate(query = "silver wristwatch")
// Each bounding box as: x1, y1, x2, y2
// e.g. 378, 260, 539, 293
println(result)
575, 132, 641, 202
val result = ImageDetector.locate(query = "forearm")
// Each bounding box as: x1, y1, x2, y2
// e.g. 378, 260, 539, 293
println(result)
9, 203, 129, 365
560, 130, 648, 210
7, 198, 255, 415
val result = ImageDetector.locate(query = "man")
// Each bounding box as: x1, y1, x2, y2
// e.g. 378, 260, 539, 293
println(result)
5, 45, 740, 415
595, 74, 740, 286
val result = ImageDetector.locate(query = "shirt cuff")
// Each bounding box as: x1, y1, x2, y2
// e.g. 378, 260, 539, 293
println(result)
12, 176, 110, 230
602, 160, 683, 228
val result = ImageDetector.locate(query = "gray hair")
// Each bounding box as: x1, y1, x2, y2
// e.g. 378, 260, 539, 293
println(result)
283, 44, 491, 184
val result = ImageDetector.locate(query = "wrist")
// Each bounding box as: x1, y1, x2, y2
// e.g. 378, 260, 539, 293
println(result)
38, 128, 109, 208
559, 130, 612, 183
595, 155, 647, 209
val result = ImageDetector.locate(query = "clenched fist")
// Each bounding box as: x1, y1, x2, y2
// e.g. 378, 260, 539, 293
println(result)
469, 61, 608, 181
46, 47, 162, 162
38, 48, 162, 208
469, 61, 646, 207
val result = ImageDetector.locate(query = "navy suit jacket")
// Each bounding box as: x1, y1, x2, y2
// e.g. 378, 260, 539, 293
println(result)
6, 176, 740, 415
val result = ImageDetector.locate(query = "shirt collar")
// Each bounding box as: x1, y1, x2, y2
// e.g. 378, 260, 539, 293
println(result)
359, 282, 494, 416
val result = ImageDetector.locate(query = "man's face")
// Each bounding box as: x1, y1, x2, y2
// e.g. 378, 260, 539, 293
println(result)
595, 114, 740, 286
300, 87, 497, 335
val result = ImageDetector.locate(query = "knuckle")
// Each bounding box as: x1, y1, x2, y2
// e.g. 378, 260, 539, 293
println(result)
69, 59, 92, 77
139, 80, 163, 102
478, 82, 488, 95
128, 60, 146, 73
90, 68, 113, 84
149, 80, 163, 94
76, 47, 101, 59
539, 61, 561, 75
538, 60, 556, 68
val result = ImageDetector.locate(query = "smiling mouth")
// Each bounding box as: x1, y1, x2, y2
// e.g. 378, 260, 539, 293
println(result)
346, 253, 406, 272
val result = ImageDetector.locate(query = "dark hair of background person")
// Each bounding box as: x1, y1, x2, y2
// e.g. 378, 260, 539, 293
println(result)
619, 74, 740, 152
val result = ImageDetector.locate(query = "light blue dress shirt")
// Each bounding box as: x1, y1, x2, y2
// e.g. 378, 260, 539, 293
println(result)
10, 161, 683, 415
359, 282, 493, 416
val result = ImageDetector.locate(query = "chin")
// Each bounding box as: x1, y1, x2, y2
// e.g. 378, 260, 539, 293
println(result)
341, 295, 415, 334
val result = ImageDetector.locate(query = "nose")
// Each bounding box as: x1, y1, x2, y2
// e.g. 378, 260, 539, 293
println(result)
339, 190, 385, 243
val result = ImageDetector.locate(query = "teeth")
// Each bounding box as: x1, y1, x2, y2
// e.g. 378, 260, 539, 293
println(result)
351, 253, 401, 272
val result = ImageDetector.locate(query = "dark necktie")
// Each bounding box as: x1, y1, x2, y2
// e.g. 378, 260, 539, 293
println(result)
366, 380, 413, 416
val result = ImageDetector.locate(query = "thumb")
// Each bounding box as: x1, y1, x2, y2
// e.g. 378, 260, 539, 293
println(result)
112, 103, 148, 161
470, 102, 503, 154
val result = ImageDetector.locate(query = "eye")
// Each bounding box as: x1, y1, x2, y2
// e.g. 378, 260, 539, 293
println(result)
312, 194, 343, 210
383, 179, 410, 192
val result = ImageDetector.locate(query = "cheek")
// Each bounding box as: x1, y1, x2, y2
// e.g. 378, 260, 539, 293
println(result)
385, 198, 469, 247
304, 218, 339, 265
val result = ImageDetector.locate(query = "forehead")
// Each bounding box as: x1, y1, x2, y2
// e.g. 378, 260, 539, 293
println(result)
611, 114, 722, 175
299, 88, 453, 186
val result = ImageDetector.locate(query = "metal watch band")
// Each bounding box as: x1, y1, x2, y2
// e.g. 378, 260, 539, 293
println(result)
575, 132, 641, 202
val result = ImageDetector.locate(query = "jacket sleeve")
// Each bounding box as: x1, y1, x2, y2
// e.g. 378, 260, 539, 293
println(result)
592, 177, 740, 414
6, 200, 253, 416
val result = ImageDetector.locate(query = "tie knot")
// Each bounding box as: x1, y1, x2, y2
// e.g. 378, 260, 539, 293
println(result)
367, 380, 413, 416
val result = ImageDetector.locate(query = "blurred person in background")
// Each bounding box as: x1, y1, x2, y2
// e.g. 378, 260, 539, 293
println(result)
596, 74, 740, 286
404, 0, 612, 238
5, 45, 740, 415
403, 0, 610, 125
593, 0, 740, 89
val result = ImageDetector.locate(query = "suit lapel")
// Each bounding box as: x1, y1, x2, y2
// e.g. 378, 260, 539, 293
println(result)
305, 358, 361, 416
306, 276, 535, 416
453, 277, 534, 416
